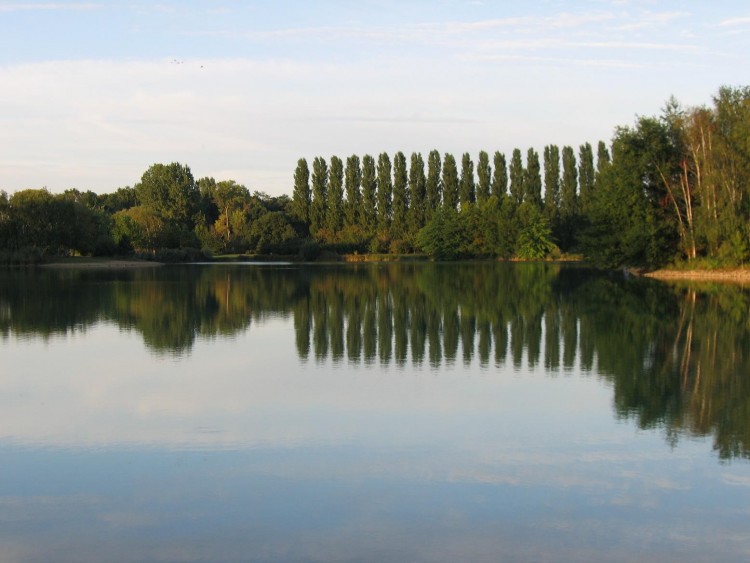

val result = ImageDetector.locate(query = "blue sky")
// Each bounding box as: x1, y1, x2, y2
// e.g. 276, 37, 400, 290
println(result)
1, 0, 748, 196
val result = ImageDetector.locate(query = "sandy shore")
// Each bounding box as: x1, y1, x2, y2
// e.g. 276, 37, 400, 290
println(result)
41, 258, 163, 269
644, 268, 750, 283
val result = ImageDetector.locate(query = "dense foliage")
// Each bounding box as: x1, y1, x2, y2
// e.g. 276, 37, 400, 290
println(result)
1, 86, 748, 267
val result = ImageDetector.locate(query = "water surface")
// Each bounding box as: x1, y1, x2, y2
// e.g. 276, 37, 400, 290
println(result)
1, 263, 749, 562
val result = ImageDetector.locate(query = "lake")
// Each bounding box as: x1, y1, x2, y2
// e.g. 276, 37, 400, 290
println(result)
1, 262, 749, 562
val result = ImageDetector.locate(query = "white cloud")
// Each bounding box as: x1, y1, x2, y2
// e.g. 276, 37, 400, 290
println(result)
718, 16, 750, 27
0, 2, 101, 11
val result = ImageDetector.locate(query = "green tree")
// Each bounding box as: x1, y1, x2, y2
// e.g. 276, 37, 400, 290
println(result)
212, 180, 250, 248
578, 142, 596, 214
477, 150, 491, 204
417, 207, 468, 260
559, 146, 578, 250
581, 123, 676, 268
327, 156, 344, 236
543, 145, 561, 226
408, 152, 426, 238
344, 155, 361, 229
196, 177, 219, 229
442, 153, 458, 211
516, 203, 555, 259
392, 151, 409, 240
102, 186, 137, 214
135, 162, 199, 232
292, 158, 311, 226
459, 152, 475, 210
425, 150, 442, 220
596, 141, 611, 178
524, 148, 542, 208
360, 154, 377, 236
113, 205, 176, 252
377, 152, 393, 235
491, 151, 508, 201
251, 212, 298, 253
310, 157, 328, 237
509, 148, 524, 204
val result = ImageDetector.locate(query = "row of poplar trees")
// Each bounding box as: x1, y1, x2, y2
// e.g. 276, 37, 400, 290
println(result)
291, 142, 603, 257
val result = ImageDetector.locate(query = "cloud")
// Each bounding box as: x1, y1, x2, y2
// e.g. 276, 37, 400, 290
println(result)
615, 10, 691, 31
718, 16, 750, 27
464, 53, 645, 69
0, 2, 101, 11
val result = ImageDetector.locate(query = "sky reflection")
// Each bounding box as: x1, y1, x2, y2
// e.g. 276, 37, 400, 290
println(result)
1, 264, 749, 561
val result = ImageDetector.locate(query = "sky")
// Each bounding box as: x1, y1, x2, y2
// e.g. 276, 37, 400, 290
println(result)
0, 1, 748, 197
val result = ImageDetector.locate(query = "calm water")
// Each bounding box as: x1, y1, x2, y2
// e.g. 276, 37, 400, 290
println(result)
1, 262, 749, 562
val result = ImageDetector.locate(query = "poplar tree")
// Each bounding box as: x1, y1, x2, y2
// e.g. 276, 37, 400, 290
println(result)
442, 153, 458, 211
509, 148, 525, 204
476, 150, 491, 204
524, 148, 542, 208
595, 141, 611, 189
344, 155, 361, 229
408, 152, 426, 237
327, 155, 344, 235
578, 142, 595, 214
292, 158, 311, 226
491, 151, 507, 201
459, 152, 475, 210
543, 145, 561, 224
310, 156, 328, 236
561, 146, 578, 218
425, 150, 442, 220
392, 151, 409, 240
559, 146, 578, 250
360, 154, 377, 235
377, 152, 392, 234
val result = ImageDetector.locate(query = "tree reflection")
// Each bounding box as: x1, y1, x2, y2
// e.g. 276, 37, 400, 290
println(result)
1, 263, 749, 459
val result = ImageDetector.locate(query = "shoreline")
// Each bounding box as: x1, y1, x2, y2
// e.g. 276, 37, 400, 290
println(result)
34, 257, 750, 283
40, 258, 163, 269
643, 268, 750, 283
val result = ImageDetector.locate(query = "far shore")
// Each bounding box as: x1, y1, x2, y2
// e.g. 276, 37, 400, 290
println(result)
40, 257, 163, 269
643, 268, 750, 283
33, 257, 750, 283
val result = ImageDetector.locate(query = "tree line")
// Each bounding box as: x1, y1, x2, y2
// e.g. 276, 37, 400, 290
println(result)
1, 85, 748, 268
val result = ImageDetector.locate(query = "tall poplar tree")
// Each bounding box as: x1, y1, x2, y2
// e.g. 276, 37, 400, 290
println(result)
442, 153, 458, 211
578, 142, 595, 214
327, 156, 344, 235
476, 150, 491, 204
360, 154, 377, 235
491, 151, 508, 201
392, 151, 409, 240
559, 146, 578, 250
459, 153, 475, 210
524, 148, 542, 208
377, 152, 392, 234
595, 141, 611, 190
292, 158, 311, 226
344, 155, 361, 229
310, 157, 328, 236
425, 150, 442, 220
509, 148, 525, 204
408, 152, 426, 237
543, 145, 561, 224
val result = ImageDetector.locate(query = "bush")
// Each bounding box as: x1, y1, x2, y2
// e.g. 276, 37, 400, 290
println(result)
299, 241, 321, 261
